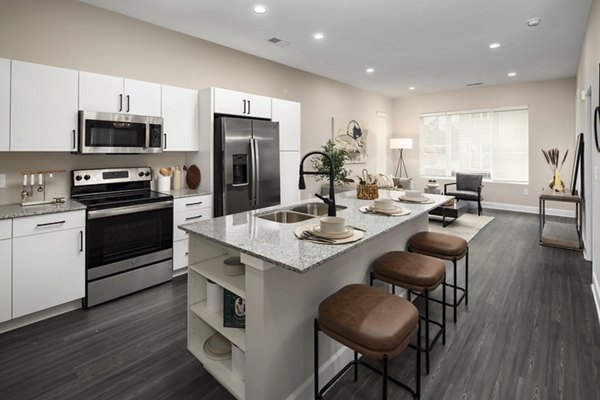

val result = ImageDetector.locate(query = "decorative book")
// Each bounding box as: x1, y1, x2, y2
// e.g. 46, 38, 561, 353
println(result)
223, 289, 245, 329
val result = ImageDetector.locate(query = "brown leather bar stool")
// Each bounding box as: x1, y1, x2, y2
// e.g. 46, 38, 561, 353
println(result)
314, 284, 421, 400
370, 251, 445, 374
408, 231, 469, 323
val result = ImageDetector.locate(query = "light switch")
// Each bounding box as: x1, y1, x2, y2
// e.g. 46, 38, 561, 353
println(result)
0, 174, 5, 188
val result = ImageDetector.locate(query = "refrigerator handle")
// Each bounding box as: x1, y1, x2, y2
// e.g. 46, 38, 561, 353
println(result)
250, 138, 257, 206
254, 137, 260, 206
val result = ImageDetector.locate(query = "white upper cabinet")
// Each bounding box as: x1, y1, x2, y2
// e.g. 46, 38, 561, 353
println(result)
214, 88, 271, 119
272, 98, 301, 151
124, 78, 161, 116
11, 60, 78, 152
162, 85, 199, 151
79, 71, 161, 116
0, 58, 9, 152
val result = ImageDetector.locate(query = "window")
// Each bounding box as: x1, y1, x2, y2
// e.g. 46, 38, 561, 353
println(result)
420, 107, 529, 182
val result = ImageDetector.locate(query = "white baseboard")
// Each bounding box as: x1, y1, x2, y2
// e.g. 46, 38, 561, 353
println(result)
0, 299, 81, 334
481, 201, 575, 218
592, 272, 600, 326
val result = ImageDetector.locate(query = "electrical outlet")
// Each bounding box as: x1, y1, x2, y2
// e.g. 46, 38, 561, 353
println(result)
523, 187, 528, 195
0, 174, 5, 188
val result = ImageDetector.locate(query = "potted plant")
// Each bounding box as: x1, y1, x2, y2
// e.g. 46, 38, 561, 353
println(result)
311, 140, 354, 193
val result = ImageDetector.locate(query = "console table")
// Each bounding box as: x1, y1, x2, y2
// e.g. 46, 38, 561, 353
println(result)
538, 190, 583, 251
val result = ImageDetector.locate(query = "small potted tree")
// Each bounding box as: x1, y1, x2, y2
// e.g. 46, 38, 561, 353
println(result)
311, 139, 354, 194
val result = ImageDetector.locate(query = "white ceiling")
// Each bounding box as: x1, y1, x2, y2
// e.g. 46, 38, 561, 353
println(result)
80, 0, 592, 98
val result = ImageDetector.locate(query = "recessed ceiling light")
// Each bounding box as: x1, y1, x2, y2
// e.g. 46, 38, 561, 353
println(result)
253, 5, 266, 14
489, 43, 500, 49
313, 33, 324, 40
508, 72, 517, 77
366, 68, 374, 73
527, 17, 542, 27
409, 87, 415, 91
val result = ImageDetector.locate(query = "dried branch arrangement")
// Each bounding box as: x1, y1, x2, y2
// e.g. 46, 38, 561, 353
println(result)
541, 148, 568, 173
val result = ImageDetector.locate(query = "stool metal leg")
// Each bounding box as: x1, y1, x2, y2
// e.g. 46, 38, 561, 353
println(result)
314, 319, 319, 400
416, 319, 421, 399
453, 258, 458, 323
442, 274, 446, 345
425, 289, 430, 374
465, 247, 469, 306
354, 351, 358, 382
383, 355, 388, 400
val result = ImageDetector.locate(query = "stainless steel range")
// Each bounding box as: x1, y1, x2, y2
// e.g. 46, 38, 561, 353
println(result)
71, 167, 173, 307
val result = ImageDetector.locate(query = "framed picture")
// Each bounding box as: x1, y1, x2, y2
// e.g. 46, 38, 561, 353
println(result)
223, 289, 245, 329
332, 117, 369, 164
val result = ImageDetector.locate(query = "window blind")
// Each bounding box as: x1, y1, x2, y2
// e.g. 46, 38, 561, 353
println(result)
419, 107, 528, 182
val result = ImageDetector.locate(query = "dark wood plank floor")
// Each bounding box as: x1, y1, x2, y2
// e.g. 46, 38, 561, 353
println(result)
0, 210, 598, 399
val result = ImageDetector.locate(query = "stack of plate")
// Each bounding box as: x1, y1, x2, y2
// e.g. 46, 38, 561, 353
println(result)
369, 204, 405, 215
310, 225, 354, 240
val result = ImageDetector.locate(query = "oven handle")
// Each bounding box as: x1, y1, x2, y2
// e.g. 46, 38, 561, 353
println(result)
87, 200, 173, 220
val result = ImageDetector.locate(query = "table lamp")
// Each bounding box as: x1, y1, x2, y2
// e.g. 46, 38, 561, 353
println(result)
390, 138, 413, 178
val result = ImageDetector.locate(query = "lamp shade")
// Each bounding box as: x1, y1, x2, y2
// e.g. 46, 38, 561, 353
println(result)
390, 138, 413, 149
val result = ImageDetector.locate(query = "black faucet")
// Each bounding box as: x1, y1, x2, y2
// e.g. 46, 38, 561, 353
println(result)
298, 151, 336, 217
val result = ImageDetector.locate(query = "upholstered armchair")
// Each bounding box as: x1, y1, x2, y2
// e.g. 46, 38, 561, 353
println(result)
444, 173, 484, 215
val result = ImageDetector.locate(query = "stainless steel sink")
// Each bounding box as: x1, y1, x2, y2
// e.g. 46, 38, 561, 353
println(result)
257, 210, 315, 224
289, 202, 347, 216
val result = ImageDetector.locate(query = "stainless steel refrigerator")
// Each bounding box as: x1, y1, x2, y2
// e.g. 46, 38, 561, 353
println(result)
214, 116, 280, 216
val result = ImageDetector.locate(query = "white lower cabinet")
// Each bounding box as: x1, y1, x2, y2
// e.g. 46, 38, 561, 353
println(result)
12, 211, 85, 318
173, 195, 212, 271
0, 219, 12, 324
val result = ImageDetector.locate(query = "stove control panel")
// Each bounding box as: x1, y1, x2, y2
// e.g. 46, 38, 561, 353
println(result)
72, 167, 153, 186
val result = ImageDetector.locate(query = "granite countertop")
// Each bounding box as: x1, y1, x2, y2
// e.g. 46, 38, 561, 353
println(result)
179, 190, 451, 274
0, 200, 87, 221
159, 188, 212, 199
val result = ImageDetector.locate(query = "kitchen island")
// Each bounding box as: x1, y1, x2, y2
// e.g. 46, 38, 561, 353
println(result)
180, 190, 451, 400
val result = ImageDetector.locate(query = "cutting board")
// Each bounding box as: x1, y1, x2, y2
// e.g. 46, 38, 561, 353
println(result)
184, 165, 201, 189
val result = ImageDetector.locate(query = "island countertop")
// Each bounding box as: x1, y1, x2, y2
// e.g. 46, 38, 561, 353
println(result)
179, 190, 451, 273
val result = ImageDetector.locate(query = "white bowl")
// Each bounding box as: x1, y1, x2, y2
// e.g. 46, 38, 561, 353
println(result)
320, 216, 346, 233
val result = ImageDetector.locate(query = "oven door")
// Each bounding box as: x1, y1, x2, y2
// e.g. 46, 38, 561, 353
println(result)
86, 201, 173, 280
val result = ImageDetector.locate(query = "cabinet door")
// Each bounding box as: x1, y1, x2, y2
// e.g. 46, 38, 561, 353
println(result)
79, 71, 124, 113
124, 78, 161, 116
162, 85, 199, 151
280, 151, 301, 205
272, 98, 301, 151
214, 88, 271, 118
13, 228, 85, 318
0, 239, 11, 323
0, 58, 9, 152
11, 61, 78, 151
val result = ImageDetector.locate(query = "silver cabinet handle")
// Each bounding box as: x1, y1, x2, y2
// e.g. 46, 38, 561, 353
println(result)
79, 230, 84, 252
126, 95, 130, 112
119, 94, 123, 112
185, 215, 203, 221
185, 201, 203, 206
36, 220, 66, 228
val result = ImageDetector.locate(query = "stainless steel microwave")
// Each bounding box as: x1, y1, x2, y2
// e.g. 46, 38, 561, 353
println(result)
78, 111, 163, 154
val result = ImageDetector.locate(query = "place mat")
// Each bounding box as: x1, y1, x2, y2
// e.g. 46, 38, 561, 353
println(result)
395, 196, 435, 204
294, 225, 364, 245
359, 205, 411, 216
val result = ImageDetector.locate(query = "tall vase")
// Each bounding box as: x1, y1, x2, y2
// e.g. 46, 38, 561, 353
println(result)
549, 170, 564, 191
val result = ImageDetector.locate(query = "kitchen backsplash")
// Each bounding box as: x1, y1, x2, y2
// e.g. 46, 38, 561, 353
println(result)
0, 152, 189, 205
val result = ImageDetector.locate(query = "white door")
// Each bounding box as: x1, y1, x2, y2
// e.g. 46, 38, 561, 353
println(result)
124, 78, 161, 116
11, 61, 78, 151
162, 85, 199, 151
0, 238, 11, 323
13, 228, 85, 318
0, 58, 10, 151
79, 71, 124, 113
280, 151, 301, 205
214, 88, 271, 118
272, 98, 301, 151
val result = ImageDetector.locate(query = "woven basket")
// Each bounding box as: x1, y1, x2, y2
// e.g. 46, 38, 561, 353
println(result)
356, 184, 379, 200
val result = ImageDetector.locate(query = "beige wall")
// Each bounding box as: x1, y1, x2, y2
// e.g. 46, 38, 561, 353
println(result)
576, 0, 600, 290
392, 78, 576, 210
0, 0, 392, 204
